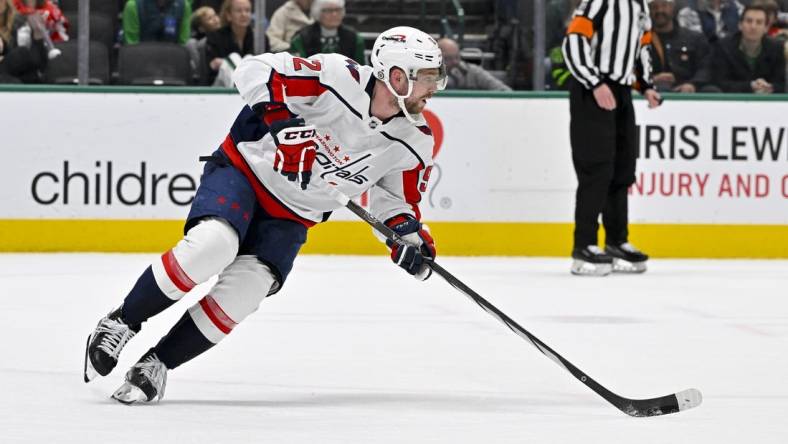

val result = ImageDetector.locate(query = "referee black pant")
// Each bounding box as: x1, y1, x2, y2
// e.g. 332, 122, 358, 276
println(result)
569, 79, 637, 250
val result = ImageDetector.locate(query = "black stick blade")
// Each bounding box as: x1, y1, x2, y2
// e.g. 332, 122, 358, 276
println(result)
620, 388, 703, 417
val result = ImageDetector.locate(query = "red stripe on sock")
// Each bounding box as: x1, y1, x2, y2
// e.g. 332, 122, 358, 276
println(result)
161, 249, 196, 292
199, 295, 237, 334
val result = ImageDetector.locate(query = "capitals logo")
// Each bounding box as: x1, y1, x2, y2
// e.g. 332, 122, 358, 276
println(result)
381, 34, 407, 43
316, 153, 372, 185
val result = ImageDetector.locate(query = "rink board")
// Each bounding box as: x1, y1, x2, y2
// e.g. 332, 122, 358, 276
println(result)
0, 86, 786, 257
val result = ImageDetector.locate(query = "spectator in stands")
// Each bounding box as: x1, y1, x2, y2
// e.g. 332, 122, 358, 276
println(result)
191, 5, 221, 39
0, 0, 15, 51
267, 0, 312, 52
753, 0, 788, 90
438, 37, 512, 91
678, 0, 744, 43
547, 46, 572, 90
753, 0, 788, 40
0, 0, 21, 82
649, 0, 714, 92
186, 5, 222, 84
13, 0, 67, 42
0, 0, 49, 83
709, 4, 786, 92
122, 0, 192, 45
205, 0, 256, 85
289, 0, 364, 63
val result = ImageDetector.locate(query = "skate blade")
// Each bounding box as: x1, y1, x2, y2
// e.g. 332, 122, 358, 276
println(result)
570, 260, 612, 276
112, 382, 154, 405
83, 334, 99, 383
612, 258, 647, 273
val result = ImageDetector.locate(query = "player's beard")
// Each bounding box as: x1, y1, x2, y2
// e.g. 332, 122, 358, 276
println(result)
403, 93, 431, 114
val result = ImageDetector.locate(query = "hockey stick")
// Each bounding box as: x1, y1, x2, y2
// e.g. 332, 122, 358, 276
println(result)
323, 186, 702, 417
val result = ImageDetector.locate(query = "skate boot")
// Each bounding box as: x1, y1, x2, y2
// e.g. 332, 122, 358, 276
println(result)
111, 349, 168, 404
84, 307, 139, 382
570, 245, 613, 276
605, 242, 648, 273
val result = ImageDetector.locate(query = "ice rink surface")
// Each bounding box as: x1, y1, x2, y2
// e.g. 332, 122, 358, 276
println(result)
1, 253, 786, 443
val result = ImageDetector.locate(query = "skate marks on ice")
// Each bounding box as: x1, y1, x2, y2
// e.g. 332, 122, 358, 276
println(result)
668, 305, 788, 338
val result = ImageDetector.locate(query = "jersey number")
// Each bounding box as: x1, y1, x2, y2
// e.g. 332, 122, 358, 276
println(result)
419, 166, 433, 192
293, 58, 322, 72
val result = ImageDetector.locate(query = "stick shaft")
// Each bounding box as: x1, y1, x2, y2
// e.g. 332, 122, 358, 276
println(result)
340, 199, 693, 417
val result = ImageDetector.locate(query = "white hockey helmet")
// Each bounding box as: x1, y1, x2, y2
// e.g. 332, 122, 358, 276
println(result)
371, 26, 447, 120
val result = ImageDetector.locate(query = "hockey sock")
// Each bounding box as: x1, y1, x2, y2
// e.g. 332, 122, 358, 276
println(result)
152, 311, 215, 370
121, 266, 175, 326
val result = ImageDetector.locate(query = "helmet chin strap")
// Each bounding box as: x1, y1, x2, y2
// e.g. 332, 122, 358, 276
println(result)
383, 76, 419, 124
397, 97, 419, 124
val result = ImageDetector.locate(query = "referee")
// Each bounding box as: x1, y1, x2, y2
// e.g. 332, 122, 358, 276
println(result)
562, 0, 662, 276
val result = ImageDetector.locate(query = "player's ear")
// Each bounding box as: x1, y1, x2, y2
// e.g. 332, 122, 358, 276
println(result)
389, 67, 405, 86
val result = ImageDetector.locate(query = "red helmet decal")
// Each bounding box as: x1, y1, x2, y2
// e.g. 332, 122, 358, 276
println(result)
381, 34, 407, 43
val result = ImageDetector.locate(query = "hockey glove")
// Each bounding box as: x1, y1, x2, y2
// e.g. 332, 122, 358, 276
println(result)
270, 117, 318, 190
385, 215, 436, 281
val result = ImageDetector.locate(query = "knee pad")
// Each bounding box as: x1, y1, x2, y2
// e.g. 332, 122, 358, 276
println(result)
152, 217, 239, 300
188, 255, 277, 344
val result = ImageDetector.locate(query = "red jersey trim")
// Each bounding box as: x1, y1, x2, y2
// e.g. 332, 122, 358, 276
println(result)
401, 166, 424, 221
269, 72, 327, 101
221, 135, 317, 228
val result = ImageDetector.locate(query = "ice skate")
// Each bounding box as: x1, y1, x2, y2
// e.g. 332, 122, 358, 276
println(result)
111, 349, 168, 404
605, 243, 648, 273
84, 307, 139, 382
570, 245, 613, 276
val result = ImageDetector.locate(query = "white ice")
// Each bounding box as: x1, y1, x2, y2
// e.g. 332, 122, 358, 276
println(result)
1, 254, 786, 443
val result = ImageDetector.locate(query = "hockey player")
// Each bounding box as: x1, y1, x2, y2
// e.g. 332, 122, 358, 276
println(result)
83, 26, 445, 404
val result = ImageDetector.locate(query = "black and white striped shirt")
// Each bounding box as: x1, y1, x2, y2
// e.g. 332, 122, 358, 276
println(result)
561, 0, 654, 91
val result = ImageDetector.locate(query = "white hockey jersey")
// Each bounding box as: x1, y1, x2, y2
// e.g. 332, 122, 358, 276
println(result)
222, 52, 435, 227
